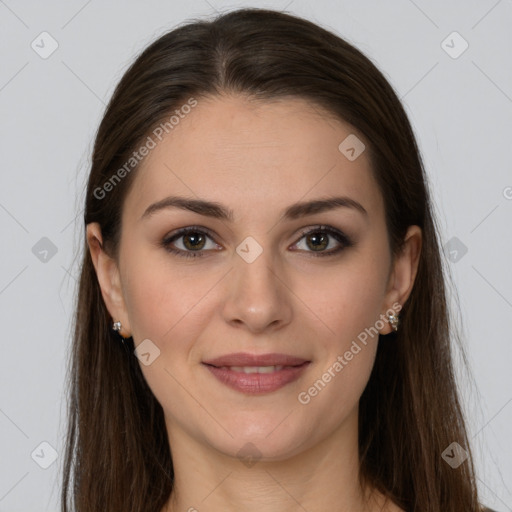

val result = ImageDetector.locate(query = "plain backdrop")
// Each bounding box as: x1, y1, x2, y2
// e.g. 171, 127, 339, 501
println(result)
0, 1, 511, 510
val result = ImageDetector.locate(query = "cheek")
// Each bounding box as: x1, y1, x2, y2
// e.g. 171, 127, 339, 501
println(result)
296, 265, 385, 421
310, 257, 388, 345
121, 262, 214, 416
296, 340, 377, 440
120, 257, 229, 383
299, 253, 387, 403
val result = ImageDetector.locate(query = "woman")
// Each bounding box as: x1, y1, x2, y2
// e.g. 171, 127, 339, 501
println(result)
61, 7, 496, 512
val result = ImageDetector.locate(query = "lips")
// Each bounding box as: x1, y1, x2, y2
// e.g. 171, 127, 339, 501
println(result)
202, 352, 311, 394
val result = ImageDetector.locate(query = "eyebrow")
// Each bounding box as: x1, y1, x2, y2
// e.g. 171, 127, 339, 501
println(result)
140, 195, 368, 222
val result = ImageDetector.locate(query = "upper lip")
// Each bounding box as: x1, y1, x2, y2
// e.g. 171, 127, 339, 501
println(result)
202, 352, 310, 367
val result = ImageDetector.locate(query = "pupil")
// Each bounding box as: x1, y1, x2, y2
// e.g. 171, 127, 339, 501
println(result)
308, 232, 327, 251
185, 233, 204, 250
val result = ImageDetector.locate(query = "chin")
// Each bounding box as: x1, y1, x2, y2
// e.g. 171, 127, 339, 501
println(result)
203, 418, 314, 463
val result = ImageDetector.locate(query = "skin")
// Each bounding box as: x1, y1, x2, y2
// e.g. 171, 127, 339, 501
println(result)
87, 94, 421, 512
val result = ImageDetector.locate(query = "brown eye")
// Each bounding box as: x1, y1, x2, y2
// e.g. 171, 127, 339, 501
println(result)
292, 225, 354, 257
181, 232, 206, 251
305, 231, 329, 251
161, 226, 220, 258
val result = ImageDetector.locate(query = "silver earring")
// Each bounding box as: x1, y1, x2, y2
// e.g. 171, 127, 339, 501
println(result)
112, 321, 122, 332
387, 312, 399, 332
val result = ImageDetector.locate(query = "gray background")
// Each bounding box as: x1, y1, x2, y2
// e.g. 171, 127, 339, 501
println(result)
0, 0, 511, 510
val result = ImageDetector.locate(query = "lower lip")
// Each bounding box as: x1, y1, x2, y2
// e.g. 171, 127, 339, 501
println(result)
203, 362, 310, 394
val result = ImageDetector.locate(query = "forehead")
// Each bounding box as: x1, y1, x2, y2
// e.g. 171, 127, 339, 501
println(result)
123, 94, 383, 224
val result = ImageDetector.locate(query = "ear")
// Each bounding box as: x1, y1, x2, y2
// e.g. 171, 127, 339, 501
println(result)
379, 225, 422, 334
86, 222, 132, 338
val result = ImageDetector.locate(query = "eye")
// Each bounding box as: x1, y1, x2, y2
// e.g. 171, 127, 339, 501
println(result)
291, 225, 353, 257
161, 224, 354, 259
161, 226, 220, 258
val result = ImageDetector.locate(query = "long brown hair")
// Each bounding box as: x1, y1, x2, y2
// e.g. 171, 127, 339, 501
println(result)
62, 7, 482, 511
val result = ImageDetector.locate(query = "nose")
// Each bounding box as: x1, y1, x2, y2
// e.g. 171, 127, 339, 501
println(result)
220, 244, 293, 334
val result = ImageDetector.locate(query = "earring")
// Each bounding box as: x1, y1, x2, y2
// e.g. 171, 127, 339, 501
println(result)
111, 320, 130, 343
387, 312, 399, 332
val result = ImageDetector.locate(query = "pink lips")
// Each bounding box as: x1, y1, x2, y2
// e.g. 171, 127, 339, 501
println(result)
202, 352, 311, 394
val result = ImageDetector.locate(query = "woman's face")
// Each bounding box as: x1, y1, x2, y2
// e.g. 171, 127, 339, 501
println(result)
89, 94, 419, 461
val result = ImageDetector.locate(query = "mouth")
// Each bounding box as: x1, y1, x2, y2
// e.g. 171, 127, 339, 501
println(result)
202, 353, 311, 394
212, 365, 296, 373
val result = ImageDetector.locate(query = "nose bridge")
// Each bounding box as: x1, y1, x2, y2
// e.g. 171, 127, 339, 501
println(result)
235, 238, 278, 291
222, 235, 292, 331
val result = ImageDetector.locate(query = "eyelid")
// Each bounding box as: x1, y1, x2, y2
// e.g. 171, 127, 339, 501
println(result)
161, 225, 220, 253
290, 224, 353, 254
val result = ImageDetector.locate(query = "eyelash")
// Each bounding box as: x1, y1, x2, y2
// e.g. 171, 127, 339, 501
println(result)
161, 225, 354, 259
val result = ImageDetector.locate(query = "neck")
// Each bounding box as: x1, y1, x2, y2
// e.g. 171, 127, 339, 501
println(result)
161, 407, 383, 512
